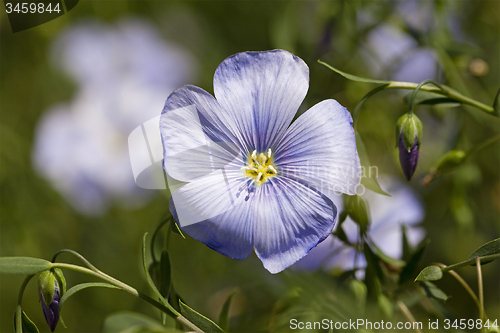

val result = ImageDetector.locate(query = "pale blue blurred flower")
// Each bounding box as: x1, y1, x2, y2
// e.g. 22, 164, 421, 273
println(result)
33, 18, 195, 215
362, 24, 438, 83
357, 1, 439, 83
294, 177, 425, 272
160, 50, 361, 273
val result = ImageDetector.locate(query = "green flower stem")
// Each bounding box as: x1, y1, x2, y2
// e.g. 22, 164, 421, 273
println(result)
151, 218, 170, 263
468, 134, 500, 156
476, 257, 485, 333
384, 81, 494, 114
407, 80, 440, 115
435, 262, 491, 324
52, 249, 100, 272
50, 263, 204, 333
352, 84, 389, 130
440, 254, 500, 273
435, 263, 480, 308
318, 60, 495, 114
15, 274, 34, 333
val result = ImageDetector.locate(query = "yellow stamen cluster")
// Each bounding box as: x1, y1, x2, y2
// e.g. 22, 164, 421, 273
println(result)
242, 149, 278, 185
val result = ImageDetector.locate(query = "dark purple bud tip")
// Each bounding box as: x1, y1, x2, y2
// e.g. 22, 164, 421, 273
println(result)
40, 287, 60, 331
399, 135, 420, 181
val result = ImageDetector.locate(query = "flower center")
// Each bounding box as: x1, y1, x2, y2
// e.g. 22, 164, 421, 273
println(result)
242, 149, 278, 185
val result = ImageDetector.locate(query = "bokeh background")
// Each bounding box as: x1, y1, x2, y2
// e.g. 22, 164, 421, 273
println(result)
1, 1, 499, 332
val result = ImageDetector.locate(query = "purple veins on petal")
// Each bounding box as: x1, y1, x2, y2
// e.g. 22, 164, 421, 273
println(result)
161, 50, 361, 273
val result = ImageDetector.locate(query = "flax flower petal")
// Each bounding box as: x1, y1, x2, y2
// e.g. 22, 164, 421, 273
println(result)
274, 99, 361, 197
169, 163, 254, 260
160, 85, 242, 182
253, 177, 337, 273
213, 50, 309, 152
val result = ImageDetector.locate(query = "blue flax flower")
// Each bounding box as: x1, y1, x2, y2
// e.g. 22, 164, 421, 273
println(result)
160, 50, 361, 273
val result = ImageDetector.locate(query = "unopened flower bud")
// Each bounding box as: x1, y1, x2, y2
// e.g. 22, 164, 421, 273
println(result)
435, 149, 467, 173
38, 269, 66, 332
345, 195, 370, 236
396, 113, 423, 180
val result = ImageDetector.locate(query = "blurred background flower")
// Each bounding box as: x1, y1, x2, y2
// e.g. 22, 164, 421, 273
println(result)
32, 18, 195, 215
357, 0, 439, 83
294, 177, 425, 272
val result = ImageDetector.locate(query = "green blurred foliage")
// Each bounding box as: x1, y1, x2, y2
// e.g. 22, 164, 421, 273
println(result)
1, 1, 499, 332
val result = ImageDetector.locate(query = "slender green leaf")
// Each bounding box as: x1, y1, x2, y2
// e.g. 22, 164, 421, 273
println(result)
334, 225, 350, 245
468, 238, 500, 265
415, 266, 443, 282
369, 240, 406, 267
401, 225, 411, 262
169, 284, 183, 313
421, 281, 448, 302
0, 257, 52, 275
148, 262, 161, 291
60, 283, 119, 313
159, 249, 171, 298
179, 300, 224, 333
399, 239, 430, 285
318, 60, 390, 84
493, 88, 500, 114
364, 244, 384, 282
170, 218, 185, 239
219, 291, 236, 332
142, 234, 178, 317
364, 244, 384, 300
353, 83, 390, 124
355, 133, 390, 196
377, 294, 393, 318
14, 311, 39, 333
337, 210, 348, 227
403, 90, 460, 107
103, 311, 182, 333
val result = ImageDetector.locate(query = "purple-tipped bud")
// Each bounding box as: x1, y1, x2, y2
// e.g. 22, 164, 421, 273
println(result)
399, 135, 420, 181
396, 113, 423, 181
38, 269, 65, 332
40, 288, 60, 332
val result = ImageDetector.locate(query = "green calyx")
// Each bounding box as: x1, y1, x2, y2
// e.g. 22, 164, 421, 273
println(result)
396, 113, 423, 152
345, 194, 370, 236
38, 268, 66, 306
436, 150, 467, 173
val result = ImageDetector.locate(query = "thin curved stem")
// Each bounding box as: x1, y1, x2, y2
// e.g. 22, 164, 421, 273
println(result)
318, 60, 495, 114
51, 263, 204, 333
384, 81, 494, 114
476, 256, 485, 333
52, 249, 99, 272
15, 275, 34, 333
51, 263, 137, 295
440, 253, 500, 273
434, 263, 480, 308
352, 83, 389, 130
151, 218, 170, 263
407, 80, 441, 114
468, 134, 500, 156
396, 300, 423, 333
